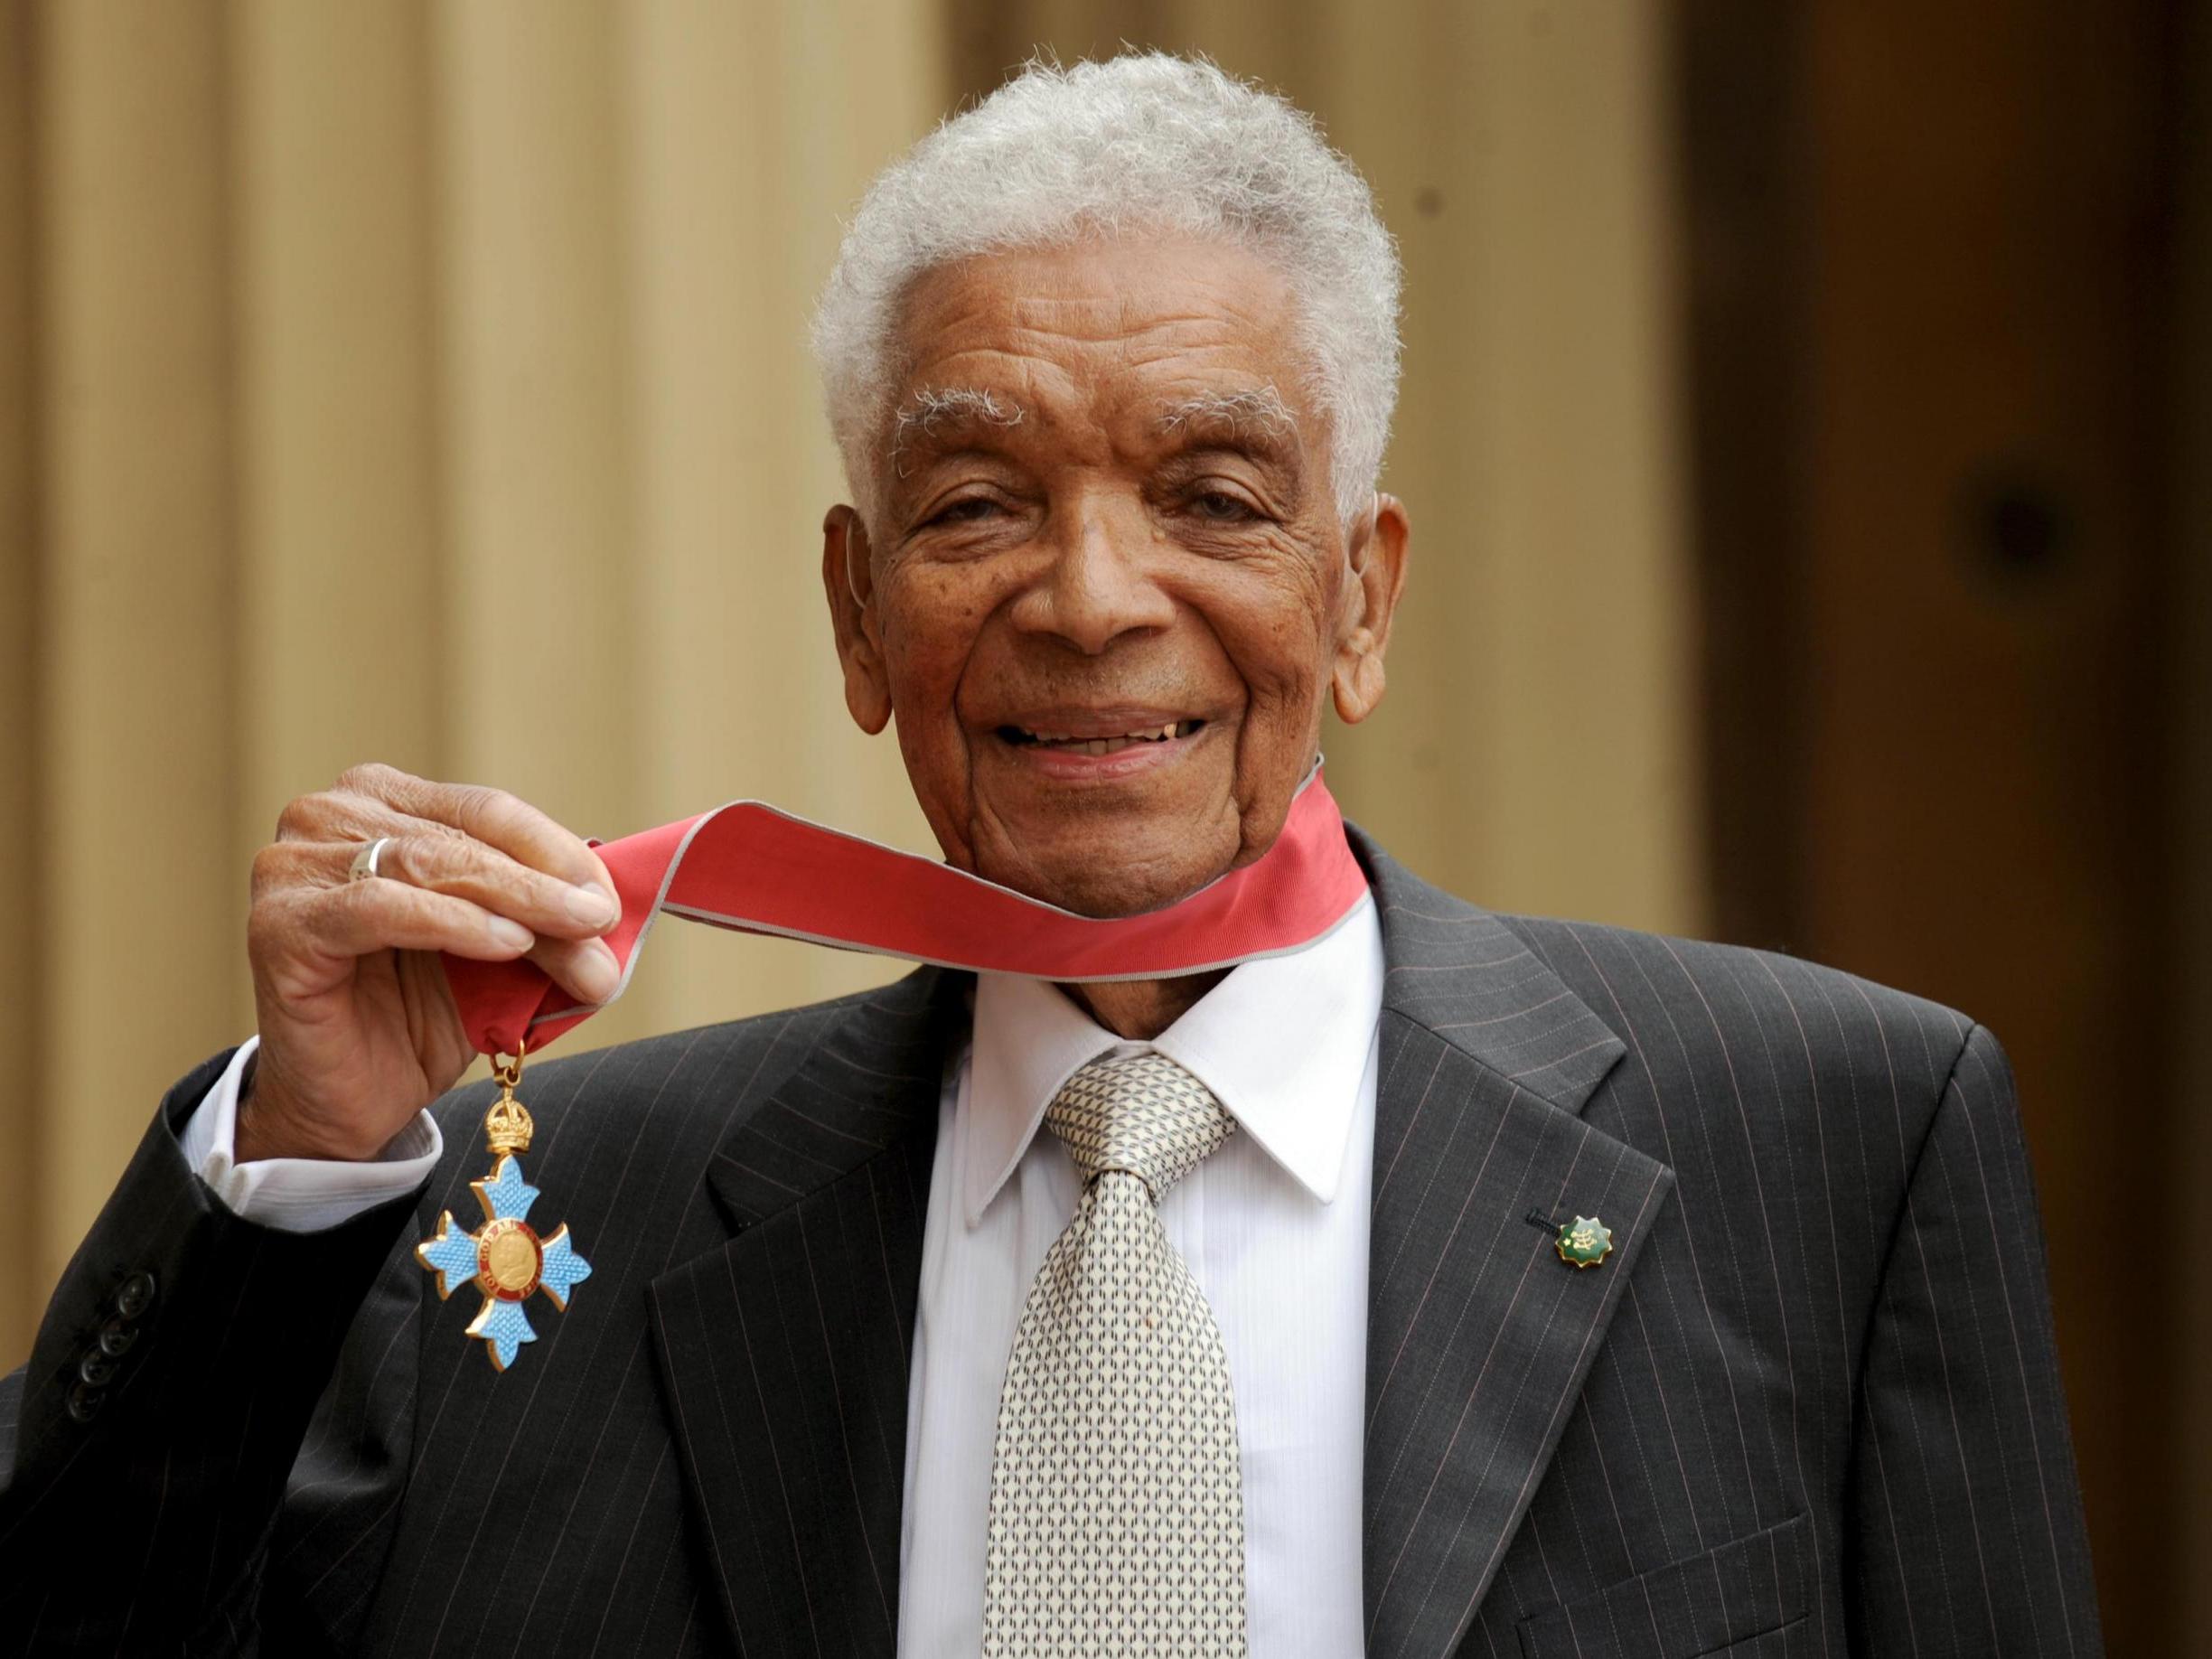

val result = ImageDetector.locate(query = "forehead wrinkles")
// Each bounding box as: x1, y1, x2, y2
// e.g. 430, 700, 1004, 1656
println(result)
1004, 289, 1287, 348
910, 315, 1279, 395
880, 240, 1308, 460
904, 273, 1295, 391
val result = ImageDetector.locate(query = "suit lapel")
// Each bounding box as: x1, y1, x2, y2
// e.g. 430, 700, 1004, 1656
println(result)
647, 965, 964, 1659
1353, 830, 1675, 1658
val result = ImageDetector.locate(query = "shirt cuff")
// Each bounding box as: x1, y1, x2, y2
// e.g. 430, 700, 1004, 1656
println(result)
181, 1036, 444, 1232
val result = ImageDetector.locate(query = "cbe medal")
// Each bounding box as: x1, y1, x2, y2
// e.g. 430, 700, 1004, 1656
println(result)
415, 1044, 593, 1372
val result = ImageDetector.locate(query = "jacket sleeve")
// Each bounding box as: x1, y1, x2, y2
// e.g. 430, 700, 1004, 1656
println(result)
0, 1047, 428, 1654
1846, 1022, 2104, 1654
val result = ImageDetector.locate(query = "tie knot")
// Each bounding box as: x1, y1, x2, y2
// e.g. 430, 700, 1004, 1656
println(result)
1044, 1049, 1234, 1199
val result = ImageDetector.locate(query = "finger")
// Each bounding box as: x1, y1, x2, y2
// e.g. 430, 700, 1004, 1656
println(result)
527, 933, 623, 1008
340, 764, 613, 899
287, 877, 538, 963
274, 785, 413, 848
360, 830, 620, 941
273, 867, 619, 1008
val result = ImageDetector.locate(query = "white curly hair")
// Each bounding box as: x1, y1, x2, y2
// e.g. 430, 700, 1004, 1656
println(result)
811, 52, 1403, 531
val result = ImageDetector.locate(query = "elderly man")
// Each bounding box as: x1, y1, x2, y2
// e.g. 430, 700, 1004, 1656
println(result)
0, 53, 2096, 1659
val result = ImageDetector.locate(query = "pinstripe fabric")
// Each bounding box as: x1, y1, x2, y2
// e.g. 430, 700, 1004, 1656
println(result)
0, 827, 2100, 1656
1415, 903, 2104, 1659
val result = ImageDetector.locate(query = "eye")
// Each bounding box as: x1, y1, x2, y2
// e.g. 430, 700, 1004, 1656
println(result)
926, 495, 1001, 528
1188, 489, 1261, 523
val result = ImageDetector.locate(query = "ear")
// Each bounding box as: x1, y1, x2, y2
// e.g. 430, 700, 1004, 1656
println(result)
1330, 492, 1411, 725
822, 504, 892, 735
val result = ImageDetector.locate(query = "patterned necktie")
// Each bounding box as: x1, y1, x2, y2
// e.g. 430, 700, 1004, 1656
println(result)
983, 1049, 1250, 1655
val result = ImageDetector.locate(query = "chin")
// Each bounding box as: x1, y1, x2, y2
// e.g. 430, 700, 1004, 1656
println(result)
1036, 865, 1200, 919
990, 830, 1236, 919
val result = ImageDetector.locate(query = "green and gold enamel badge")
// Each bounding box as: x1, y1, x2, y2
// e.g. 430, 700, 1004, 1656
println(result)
1554, 1214, 1614, 1270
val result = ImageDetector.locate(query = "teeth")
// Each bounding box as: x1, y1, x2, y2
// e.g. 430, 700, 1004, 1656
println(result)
1013, 719, 1196, 750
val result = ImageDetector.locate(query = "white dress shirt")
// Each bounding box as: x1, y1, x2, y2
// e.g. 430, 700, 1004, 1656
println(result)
180, 1038, 444, 1231
903, 895, 1382, 1656
183, 894, 1383, 1658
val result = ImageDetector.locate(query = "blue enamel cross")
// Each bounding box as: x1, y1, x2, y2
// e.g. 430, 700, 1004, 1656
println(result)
415, 1048, 593, 1372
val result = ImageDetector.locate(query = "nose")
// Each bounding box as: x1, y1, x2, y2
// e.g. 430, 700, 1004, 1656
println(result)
1008, 495, 1175, 655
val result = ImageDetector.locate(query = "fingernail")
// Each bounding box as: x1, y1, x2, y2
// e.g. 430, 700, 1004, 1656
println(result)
567, 881, 619, 927
577, 938, 620, 1002
490, 917, 534, 951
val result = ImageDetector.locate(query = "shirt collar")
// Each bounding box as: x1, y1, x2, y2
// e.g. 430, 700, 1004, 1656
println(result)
961, 892, 1382, 1224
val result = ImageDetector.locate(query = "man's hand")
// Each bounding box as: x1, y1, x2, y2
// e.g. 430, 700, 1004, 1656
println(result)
237, 764, 623, 1164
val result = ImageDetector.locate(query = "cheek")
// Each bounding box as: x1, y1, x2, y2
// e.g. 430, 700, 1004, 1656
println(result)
1195, 559, 1338, 714
877, 567, 999, 717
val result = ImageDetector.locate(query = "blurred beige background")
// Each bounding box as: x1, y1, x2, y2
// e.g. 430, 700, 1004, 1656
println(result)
4, 0, 2204, 1648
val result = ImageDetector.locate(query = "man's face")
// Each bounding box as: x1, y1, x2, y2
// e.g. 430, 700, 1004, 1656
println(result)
822, 234, 1409, 916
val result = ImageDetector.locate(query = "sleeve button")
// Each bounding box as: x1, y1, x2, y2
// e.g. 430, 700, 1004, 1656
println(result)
114, 1271, 156, 1320
65, 1381, 105, 1424
78, 1349, 119, 1387
97, 1317, 137, 1357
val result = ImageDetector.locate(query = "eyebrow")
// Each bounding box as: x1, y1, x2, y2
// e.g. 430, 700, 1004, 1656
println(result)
890, 386, 1028, 477
1156, 384, 1297, 444
886, 380, 1304, 485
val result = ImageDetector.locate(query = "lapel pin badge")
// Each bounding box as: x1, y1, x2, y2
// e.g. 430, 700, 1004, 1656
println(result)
1553, 1214, 1614, 1270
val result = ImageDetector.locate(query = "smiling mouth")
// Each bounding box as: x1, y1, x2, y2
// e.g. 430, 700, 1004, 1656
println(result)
997, 718, 1205, 756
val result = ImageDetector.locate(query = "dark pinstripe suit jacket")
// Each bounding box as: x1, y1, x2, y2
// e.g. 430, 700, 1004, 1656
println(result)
0, 830, 2102, 1656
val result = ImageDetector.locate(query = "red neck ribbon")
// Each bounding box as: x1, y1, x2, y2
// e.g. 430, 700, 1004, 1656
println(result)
443, 769, 1371, 1057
